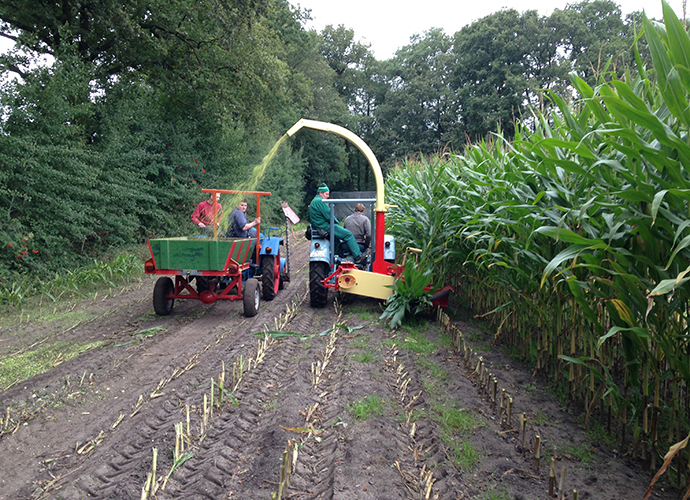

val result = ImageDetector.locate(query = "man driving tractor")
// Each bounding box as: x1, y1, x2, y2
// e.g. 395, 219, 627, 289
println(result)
307, 183, 366, 266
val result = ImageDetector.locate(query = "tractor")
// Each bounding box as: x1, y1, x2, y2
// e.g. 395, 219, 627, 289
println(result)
286, 119, 451, 308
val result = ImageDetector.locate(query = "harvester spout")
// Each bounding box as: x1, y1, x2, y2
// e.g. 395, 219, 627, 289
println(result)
285, 119, 385, 213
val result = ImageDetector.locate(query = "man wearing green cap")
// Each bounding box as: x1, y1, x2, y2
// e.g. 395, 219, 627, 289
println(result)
308, 183, 365, 264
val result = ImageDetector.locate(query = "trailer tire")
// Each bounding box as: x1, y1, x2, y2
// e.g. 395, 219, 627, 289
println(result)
309, 262, 328, 308
153, 277, 175, 316
261, 255, 279, 301
243, 278, 260, 317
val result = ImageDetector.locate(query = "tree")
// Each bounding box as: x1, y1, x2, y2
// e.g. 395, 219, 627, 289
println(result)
0, 0, 271, 79
560, 0, 632, 83
374, 28, 459, 167
452, 9, 542, 141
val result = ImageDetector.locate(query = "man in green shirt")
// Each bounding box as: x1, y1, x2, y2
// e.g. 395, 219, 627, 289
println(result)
308, 183, 365, 264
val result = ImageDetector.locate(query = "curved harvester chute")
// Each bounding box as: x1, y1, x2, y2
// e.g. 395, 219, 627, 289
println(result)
286, 119, 389, 275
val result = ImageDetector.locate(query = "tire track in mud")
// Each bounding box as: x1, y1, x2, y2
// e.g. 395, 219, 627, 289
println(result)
161, 336, 307, 498
284, 336, 427, 500
279, 320, 468, 500
27, 242, 312, 500
158, 304, 319, 498
384, 348, 466, 499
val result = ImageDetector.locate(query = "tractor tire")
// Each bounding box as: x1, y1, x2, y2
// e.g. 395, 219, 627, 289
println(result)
262, 255, 279, 301
153, 277, 175, 316
243, 278, 260, 317
309, 261, 329, 308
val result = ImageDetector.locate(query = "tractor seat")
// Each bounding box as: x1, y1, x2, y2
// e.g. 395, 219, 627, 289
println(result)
306, 225, 329, 240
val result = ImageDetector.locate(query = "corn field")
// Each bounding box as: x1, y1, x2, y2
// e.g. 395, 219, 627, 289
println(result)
387, 1, 690, 487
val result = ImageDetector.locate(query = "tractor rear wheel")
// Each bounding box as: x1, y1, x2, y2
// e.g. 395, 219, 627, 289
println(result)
243, 278, 260, 317
153, 277, 175, 316
309, 262, 328, 308
262, 255, 279, 301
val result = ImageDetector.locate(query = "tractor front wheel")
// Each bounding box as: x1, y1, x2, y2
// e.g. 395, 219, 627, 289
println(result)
243, 278, 260, 317
262, 255, 280, 301
153, 277, 175, 316
309, 262, 329, 308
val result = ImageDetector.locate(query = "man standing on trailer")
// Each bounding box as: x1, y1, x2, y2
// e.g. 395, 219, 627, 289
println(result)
191, 192, 222, 230
308, 183, 365, 265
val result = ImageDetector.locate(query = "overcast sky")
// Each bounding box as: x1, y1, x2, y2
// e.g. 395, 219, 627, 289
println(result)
290, 0, 681, 60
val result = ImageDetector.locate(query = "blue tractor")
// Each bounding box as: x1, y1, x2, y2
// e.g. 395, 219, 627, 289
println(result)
307, 195, 396, 307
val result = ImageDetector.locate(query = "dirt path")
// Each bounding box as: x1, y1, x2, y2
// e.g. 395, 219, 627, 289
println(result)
0, 238, 674, 500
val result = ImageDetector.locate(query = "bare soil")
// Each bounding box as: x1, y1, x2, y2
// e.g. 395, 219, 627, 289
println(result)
0, 238, 675, 499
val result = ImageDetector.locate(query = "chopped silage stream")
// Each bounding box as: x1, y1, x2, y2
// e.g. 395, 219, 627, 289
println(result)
0, 238, 675, 500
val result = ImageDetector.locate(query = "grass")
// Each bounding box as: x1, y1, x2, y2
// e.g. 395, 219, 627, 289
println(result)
580, 415, 616, 448
431, 400, 483, 470
450, 439, 480, 470
346, 304, 378, 322
0, 340, 106, 389
398, 332, 437, 355
439, 331, 453, 349
523, 382, 538, 395
417, 358, 447, 380
0, 309, 98, 353
352, 350, 378, 363
347, 394, 385, 420
532, 410, 552, 425
433, 403, 481, 434
0, 252, 144, 310
483, 486, 510, 500
561, 443, 594, 465
396, 407, 428, 423
348, 333, 372, 349
385, 317, 443, 355
405, 333, 484, 471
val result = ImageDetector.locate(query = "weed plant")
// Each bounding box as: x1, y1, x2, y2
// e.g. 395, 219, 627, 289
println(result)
347, 394, 385, 420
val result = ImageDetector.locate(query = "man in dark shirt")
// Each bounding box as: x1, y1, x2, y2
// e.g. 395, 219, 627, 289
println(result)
228, 200, 260, 238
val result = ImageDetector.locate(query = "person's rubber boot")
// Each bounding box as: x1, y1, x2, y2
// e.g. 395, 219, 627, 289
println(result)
354, 252, 367, 269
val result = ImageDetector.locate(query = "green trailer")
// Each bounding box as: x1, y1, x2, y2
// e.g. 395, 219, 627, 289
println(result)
144, 236, 261, 317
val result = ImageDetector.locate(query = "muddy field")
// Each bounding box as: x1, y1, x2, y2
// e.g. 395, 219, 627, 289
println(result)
0, 238, 675, 499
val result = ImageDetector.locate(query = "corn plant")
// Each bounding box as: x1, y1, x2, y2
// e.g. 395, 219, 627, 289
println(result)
387, 0, 690, 483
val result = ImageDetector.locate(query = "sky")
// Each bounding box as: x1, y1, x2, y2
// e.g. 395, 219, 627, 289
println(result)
290, 0, 682, 60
